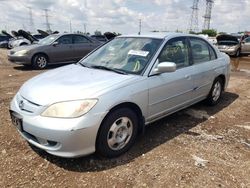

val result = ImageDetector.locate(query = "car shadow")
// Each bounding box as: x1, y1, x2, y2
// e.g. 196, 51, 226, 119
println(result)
31, 91, 239, 172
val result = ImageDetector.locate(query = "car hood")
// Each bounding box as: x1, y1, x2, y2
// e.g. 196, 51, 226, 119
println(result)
19, 64, 139, 105
216, 34, 239, 43
18, 29, 38, 43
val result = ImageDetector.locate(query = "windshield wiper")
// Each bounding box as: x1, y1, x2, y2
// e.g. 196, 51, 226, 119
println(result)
91, 65, 127, 75
79, 62, 91, 68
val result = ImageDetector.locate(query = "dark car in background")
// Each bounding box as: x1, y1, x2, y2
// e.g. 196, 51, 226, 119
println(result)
0, 33, 13, 48
8, 33, 102, 69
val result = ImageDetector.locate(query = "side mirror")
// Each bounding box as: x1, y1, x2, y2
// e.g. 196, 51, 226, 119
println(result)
153, 62, 176, 74
52, 41, 59, 46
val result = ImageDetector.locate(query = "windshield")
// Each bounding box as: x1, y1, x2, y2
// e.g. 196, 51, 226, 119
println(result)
80, 37, 162, 75
38, 35, 57, 45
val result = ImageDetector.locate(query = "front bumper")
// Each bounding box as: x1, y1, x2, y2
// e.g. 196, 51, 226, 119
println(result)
7, 54, 32, 65
10, 94, 106, 158
218, 48, 237, 56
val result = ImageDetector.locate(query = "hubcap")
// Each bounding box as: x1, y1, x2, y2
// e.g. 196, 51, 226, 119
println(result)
212, 81, 221, 101
107, 117, 133, 150
37, 56, 47, 68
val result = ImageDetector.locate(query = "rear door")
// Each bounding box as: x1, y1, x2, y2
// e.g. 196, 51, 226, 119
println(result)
47, 35, 74, 63
147, 37, 195, 121
189, 37, 217, 101
72, 35, 96, 61
241, 37, 250, 54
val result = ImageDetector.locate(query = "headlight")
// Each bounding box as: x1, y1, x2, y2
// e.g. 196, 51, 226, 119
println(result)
14, 50, 28, 56
41, 99, 98, 118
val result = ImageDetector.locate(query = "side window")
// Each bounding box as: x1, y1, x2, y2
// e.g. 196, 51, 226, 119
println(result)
73, 35, 91, 44
245, 37, 250, 43
57, 35, 72, 44
209, 45, 217, 60
190, 38, 212, 64
158, 37, 189, 68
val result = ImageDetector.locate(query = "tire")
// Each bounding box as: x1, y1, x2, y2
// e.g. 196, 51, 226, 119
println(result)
206, 77, 223, 106
32, 54, 48, 69
96, 108, 138, 158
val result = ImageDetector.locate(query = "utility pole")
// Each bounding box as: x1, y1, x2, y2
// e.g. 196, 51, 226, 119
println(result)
188, 0, 199, 33
138, 19, 141, 35
69, 19, 72, 33
43, 9, 51, 33
28, 7, 34, 32
84, 23, 87, 34
203, 0, 214, 30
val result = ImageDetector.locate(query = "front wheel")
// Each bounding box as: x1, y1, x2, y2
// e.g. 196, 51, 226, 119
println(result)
32, 54, 48, 69
206, 78, 223, 106
96, 108, 138, 158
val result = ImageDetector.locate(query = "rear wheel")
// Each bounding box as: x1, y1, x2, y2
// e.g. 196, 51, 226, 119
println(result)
206, 77, 223, 106
32, 54, 48, 69
96, 108, 138, 158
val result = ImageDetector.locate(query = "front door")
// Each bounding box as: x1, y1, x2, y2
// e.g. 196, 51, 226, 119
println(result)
147, 37, 195, 122
48, 35, 75, 63
241, 37, 250, 54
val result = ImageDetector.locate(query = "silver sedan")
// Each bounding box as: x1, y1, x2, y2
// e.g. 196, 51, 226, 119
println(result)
10, 33, 230, 158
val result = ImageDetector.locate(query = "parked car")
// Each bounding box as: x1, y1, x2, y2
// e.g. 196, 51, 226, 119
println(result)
8, 30, 45, 49
10, 33, 230, 158
0, 34, 12, 43
0, 34, 12, 48
207, 37, 217, 46
8, 33, 102, 69
240, 37, 250, 55
216, 34, 241, 57
91, 35, 109, 43
7, 30, 31, 48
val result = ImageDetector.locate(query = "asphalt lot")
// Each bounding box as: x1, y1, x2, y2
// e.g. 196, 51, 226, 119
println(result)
0, 49, 249, 187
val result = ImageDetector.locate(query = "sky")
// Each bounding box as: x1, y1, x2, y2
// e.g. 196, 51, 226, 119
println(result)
0, 0, 249, 35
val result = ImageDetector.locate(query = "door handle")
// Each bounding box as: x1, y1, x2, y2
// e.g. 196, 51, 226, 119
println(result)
185, 75, 191, 80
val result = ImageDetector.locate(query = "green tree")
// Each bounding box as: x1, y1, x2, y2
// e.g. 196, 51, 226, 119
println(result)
201, 29, 217, 37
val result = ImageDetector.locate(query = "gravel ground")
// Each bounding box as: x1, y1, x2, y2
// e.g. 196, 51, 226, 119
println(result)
0, 49, 249, 187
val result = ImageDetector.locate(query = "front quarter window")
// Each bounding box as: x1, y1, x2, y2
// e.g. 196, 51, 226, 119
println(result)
80, 37, 162, 75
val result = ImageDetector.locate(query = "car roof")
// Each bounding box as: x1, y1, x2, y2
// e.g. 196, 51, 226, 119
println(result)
51, 33, 91, 37
118, 32, 199, 39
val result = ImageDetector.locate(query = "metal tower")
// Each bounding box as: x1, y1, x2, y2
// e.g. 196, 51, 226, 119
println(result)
43, 9, 51, 33
189, 0, 199, 33
28, 7, 34, 32
203, 0, 214, 30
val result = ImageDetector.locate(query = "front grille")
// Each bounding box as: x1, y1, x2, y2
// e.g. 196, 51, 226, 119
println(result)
16, 93, 41, 114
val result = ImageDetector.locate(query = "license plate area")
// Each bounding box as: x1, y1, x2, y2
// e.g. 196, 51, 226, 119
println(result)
10, 111, 23, 132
